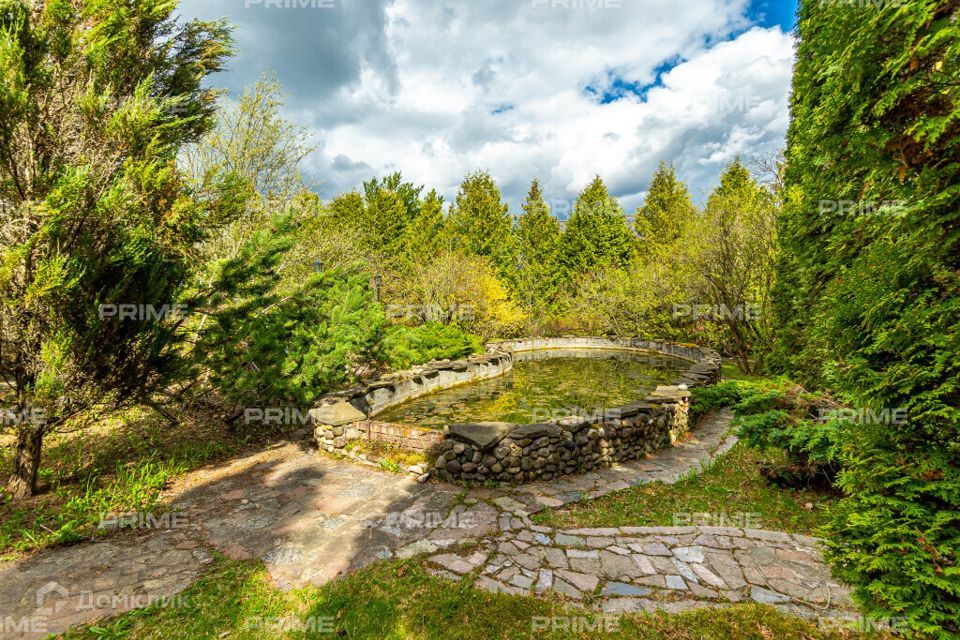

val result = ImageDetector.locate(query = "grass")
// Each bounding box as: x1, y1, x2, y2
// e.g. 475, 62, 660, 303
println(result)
59, 555, 889, 640
342, 438, 428, 470
532, 443, 839, 535
719, 361, 768, 383
0, 407, 296, 557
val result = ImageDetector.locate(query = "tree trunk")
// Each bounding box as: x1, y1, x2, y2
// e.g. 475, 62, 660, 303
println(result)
6, 428, 42, 499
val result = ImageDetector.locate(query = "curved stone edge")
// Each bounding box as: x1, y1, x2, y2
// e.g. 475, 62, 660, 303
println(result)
309, 337, 721, 485
432, 337, 720, 484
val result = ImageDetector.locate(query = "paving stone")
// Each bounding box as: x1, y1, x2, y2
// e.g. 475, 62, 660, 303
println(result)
554, 533, 585, 547
556, 569, 599, 593
566, 549, 599, 559
639, 542, 672, 556
672, 559, 700, 583
633, 574, 667, 588
429, 554, 475, 575
691, 562, 727, 588
567, 528, 620, 536
513, 553, 541, 571
550, 577, 582, 600
568, 557, 602, 575
672, 546, 706, 563
493, 497, 529, 514
476, 576, 524, 596
751, 586, 791, 604
533, 533, 551, 545
585, 536, 616, 548
535, 569, 554, 593
600, 550, 640, 578
510, 574, 534, 590
631, 554, 657, 575
396, 539, 439, 559
600, 598, 653, 613
665, 575, 688, 590
601, 582, 651, 597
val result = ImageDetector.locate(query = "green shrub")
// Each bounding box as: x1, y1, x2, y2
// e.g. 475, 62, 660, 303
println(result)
771, 1, 960, 634
200, 254, 384, 406
690, 381, 745, 419
380, 322, 483, 370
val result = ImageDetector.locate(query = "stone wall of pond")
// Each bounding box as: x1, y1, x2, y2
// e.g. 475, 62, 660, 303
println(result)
310, 337, 720, 484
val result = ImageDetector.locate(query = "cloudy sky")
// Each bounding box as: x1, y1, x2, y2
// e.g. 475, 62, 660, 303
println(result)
177, 0, 797, 213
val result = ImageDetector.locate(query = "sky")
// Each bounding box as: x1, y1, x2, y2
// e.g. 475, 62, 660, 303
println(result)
177, 0, 798, 213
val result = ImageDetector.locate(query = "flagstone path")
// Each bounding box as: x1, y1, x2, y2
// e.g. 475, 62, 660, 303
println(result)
0, 410, 855, 639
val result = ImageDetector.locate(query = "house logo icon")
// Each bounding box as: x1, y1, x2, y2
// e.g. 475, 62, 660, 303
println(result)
34, 582, 69, 616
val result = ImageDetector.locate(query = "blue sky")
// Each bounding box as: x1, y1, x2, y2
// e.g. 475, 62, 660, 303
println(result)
178, 0, 797, 211
747, 0, 797, 31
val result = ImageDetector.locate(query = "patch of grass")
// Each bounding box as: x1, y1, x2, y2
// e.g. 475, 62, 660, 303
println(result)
343, 438, 428, 470
60, 555, 888, 640
0, 407, 291, 556
532, 444, 838, 535
720, 361, 767, 383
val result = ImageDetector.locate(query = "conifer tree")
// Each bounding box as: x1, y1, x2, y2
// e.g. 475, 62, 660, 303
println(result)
448, 171, 515, 277
561, 176, 634, 276
636, 162, 696, 249
515, 179, 563, 309
0, 0, 234, 498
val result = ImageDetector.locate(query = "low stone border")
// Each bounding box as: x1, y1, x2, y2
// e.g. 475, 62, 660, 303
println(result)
311, 337, 720, 485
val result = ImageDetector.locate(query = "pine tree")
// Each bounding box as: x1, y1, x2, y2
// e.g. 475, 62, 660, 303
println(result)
0, 0, 234, 498
561, 176, 634, 276
515, 179, 563, 309
636, 162, 696, 248
401, 188, 448, 260
448, 170, 515, 277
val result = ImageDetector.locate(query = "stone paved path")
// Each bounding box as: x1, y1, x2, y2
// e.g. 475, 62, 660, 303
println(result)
426, 520, 854, 621
0, 411, 851, 639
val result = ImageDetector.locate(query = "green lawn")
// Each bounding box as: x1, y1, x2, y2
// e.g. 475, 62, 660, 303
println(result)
59, 555, 885, 640
532, 443, 838, 535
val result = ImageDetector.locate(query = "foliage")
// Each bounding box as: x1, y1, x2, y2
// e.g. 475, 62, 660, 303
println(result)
196, 248, 384, 407
398, 250, 525, 340
772, 1, 960, 634
0, 0, 234, 498
399, 188, 449, 261
447, 170, 515, 279
514, 179, 563, 314
635, 161, 696, 248
380, 322, 483, 370
560, 176, 635, 277
683, 159, 779, 373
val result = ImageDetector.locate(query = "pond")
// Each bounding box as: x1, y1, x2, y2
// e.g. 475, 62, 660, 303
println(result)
375, 348, 690, 428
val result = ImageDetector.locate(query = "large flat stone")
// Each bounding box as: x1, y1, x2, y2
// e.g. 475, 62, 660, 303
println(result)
507, 423, 563, 439
309, 401, 366, 426
447, 422, 513, 450
601, 582, 651, 597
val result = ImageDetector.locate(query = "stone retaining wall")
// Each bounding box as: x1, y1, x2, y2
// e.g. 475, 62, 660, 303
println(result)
311, 337, 720, 484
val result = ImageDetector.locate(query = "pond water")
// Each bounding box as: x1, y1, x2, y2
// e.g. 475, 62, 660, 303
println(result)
376, 348, 690, 428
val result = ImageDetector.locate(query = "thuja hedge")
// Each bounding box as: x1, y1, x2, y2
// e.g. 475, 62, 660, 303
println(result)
771, 1, 960, 635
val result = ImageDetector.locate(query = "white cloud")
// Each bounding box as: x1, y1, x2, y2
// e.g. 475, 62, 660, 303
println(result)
177, 0, 794, 210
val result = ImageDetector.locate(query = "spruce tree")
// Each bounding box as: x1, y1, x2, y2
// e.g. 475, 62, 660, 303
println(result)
448, 170, 515, 277
636, 162, 696, 248
515, 179, 562, 309
561, 176, 634, 276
